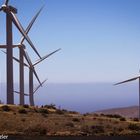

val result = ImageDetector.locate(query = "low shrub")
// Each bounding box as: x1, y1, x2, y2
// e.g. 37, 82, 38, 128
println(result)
21, 118, 26, 122
93, 113, 99, 117
33, 108, 39, 113
81, 125, 90, 134
100, 113, 105, 116
72, 118, 80, 122
41, 113, 48, 118
65, 122, 74, 127
55, 122, 59, 125
118, 127, 123, 132
105, 114, 122, 119
1, 105, 11, 112
39, 108, 49, 114
56, 109, 64, 115
113, 120, 119, 124
13, 112, 16, 115
110, 131, 118, 136
24, 124, 47, 135
133, 118, 139, 122
44, 104, 56, 109
68, 111, 78, 114
91, 125, 104, 133
18, 108, 27, 114
119, 117, 126, 121
23, 104, 29, 108
128, 123, 140, 131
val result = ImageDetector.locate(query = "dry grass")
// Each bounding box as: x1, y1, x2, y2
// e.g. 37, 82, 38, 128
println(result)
0, 105, 140, 136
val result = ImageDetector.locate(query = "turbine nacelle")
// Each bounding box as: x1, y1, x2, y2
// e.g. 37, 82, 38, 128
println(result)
18, 44, 26, 49
1, 1, 42, 59
0, 5, 17, 13
0, 0, 17, 13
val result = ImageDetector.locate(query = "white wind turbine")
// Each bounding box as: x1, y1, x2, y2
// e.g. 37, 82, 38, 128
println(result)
114, 72, 140, 120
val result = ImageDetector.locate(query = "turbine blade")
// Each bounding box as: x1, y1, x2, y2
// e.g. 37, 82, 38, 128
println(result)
34, 79, 47, 93
33, 67, 42, 85
9, 11, 41, 58
23, 49, 42, 85
114, 76, 140, 85
33, 48, 61, 66
4, 0, 9, 5
20, 6, 44, 44
14, 91, 29, 96
1, 50, 28, 67
23, 49, 33, 66
42, 79, 47, 85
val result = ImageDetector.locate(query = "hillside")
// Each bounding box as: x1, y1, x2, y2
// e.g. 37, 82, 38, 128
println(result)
95, 106, 139, 118
0, 104, 140, 137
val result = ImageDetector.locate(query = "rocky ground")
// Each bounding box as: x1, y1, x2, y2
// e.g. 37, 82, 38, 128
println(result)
0, 104, 140, 136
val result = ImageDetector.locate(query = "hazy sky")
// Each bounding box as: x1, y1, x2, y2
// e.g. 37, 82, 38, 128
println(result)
0, 0, 140, 84
1, 0, 140, 111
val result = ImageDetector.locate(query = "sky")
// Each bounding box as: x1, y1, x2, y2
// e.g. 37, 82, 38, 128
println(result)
0, 0, 140, 83
0, 0, 140, 112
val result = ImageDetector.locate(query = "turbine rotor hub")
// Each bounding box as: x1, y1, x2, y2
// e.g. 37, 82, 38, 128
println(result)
0, 5, 17, 13
0, 4, 7, 11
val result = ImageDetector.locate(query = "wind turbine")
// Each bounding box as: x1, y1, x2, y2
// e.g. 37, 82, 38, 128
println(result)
15, 6, 60, 105
14, 79, 47, 105
24, 48, 61, 106
114, 73, 140, 120
17, 6, 44, 105
0, 0, 41, 104
3, 48, 61, 105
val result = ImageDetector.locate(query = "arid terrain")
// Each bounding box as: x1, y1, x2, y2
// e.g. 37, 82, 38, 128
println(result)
0, 104, 140, 137
95, 106, 139, 118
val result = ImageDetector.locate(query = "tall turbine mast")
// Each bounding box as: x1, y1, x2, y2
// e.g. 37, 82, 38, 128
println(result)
0, 0, 17, 104
6, 3, 14, 104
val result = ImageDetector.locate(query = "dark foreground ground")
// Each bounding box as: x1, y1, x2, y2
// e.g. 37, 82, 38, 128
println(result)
1, 105, 140, 137
8, 136, 140, 140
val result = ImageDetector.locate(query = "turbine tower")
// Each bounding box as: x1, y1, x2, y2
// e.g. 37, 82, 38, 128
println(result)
0, 0, 17, 104
17, 6, 43, 105
27, 49, 61, 106
0, 0, 41, 104
4, 48, 61, 105
114, 73, 140, 120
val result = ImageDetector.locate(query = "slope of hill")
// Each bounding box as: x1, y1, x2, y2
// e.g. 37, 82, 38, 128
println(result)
95, 106, 139, 118
0, 104, 140, 137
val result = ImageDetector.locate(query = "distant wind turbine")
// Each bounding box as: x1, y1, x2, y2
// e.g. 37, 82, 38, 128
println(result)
114, 73, 140, 120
